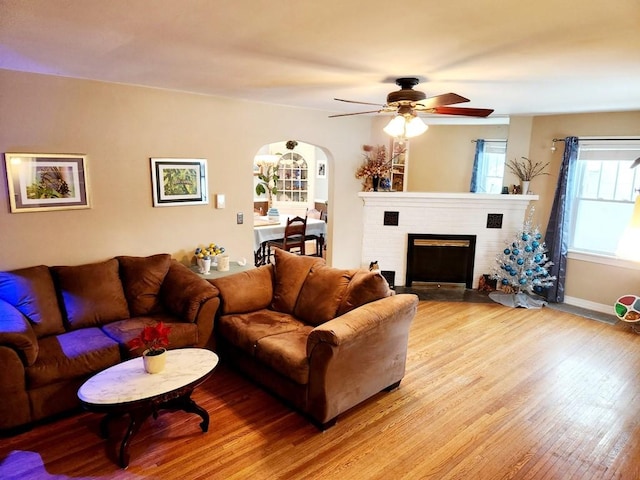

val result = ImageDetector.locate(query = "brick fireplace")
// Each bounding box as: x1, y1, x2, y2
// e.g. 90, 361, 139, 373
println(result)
358, 192, 537, 288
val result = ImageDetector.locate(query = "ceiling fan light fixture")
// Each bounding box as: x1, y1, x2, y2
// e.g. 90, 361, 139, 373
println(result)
383, 114, 428, 140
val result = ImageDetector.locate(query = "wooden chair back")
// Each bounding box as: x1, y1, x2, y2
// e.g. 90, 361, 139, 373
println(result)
281, 216, 307, 253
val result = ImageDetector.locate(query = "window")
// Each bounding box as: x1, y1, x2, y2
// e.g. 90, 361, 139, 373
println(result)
569, 139, 640, 257
472, 140, 507, 193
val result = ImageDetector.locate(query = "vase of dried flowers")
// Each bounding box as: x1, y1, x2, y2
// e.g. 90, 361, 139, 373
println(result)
355, 145, 391, 192
506, 157, 549, 194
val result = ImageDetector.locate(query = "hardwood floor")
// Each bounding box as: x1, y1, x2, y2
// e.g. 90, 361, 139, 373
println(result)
3, 300, 640, 479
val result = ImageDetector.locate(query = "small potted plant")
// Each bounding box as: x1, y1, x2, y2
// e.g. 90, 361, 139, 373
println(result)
127, 321, 172, 374
506, 157, 550, 194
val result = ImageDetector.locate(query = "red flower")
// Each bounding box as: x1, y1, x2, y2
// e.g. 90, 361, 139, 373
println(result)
127, 321, 171, 354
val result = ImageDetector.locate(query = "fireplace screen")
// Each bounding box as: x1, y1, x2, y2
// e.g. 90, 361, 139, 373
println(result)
406, 234, 477, 288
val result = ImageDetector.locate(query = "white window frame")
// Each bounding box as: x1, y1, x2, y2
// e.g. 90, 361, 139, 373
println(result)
476, 140, 507, 193
567, 138, 640, 267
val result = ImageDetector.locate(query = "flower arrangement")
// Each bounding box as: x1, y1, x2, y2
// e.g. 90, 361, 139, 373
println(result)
506, 157, 550, 181
195, 243, 225, 260
355, 145, 392, 180
127, 321, 171, 355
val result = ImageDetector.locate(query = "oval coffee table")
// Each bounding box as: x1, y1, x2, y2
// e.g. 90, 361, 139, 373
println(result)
78, 348, 218, 468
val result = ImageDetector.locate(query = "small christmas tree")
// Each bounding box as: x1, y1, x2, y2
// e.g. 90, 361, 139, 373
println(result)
491, 208, 556, 299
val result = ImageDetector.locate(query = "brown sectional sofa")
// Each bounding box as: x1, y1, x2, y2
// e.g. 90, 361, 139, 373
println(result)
211, 249, 419, 429
0, 254, 220, 432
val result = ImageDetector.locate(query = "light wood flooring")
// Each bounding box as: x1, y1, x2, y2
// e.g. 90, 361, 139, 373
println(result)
2, 300, 640, 479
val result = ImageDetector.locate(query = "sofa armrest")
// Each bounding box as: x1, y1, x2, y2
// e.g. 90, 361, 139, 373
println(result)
160, 261, 220, 323
0, 298, 39, 366
305, 293, 418, 424
307, 293, 418, 354
211, 265, 274, 315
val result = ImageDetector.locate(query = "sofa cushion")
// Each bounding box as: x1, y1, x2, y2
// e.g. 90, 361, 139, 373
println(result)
51, 259, 130, 330
217, 309, 305, 354
26, 328, 120, 388
336, 270, 393, 316
117, 254, 171, 316
272, 249, 324, 315
254, 326, 314, 385
101, 315, 199, 357
294, 266, 354, 326
0, 265, 65, 338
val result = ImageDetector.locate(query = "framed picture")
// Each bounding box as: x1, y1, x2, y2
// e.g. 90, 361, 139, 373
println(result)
150, 158, 208, 207
4, 153, 90, 213
317, 160, 326, 179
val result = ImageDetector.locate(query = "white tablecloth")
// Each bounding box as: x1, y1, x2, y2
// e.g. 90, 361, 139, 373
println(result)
253, 216, 327, 251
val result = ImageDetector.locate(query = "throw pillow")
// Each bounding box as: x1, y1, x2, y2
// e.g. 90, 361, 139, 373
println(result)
51, 258, 130, 329
0, 265, 65, 337
117, 254, 171, 316
294, 265, 353, 326
271, 249, 324, 314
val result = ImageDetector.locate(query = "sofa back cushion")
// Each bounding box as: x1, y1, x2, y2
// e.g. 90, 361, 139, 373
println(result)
294, 266, 354, 326
336, 270, 394, 316
51, 258, 130, 330
0, 265, 65, 337
117, 254, 171, 316
271, 249, 324, 314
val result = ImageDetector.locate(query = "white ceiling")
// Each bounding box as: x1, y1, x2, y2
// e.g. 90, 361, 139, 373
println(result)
2, 0, 640, 122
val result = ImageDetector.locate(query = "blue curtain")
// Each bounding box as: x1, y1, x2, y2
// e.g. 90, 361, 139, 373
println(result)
470, 139, 484, 192
544, 136, 579, 303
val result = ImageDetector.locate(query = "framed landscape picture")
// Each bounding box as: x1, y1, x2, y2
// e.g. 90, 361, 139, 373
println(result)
4, 153, 90, 213
150, 158, 208, 207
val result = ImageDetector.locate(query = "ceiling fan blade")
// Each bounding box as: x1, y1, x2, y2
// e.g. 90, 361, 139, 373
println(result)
334, 98, 385, 107
430, 106, 494, 117
414, 93, 470, 109
329, 110, 383, 118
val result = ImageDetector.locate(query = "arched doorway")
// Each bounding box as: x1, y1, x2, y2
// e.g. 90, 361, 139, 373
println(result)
252, 140, 330, 265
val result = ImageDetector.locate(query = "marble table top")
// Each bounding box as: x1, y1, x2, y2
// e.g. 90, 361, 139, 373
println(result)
77, 348, 218, 405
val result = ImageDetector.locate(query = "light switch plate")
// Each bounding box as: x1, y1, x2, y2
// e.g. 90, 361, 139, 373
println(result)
216, 194, 225, 209
237, 212, 244, 224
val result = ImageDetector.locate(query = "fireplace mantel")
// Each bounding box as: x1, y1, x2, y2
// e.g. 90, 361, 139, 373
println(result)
358, 192, 538, 288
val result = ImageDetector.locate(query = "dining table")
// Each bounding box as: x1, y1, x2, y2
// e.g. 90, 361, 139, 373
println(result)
253, 215, 327, 265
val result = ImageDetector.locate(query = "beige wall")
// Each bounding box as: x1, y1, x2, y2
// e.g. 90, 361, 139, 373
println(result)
1, 69, 638, 307
0, 69, 371, 271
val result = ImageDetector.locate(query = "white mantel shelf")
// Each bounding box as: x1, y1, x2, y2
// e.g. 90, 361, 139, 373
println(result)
358, 192, 539, 288
358, 191, 539, 203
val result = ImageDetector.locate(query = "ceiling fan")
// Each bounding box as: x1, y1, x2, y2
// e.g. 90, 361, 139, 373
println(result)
330, 77, 494, 140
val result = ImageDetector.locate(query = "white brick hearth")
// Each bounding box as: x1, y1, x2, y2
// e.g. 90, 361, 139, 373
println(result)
359, 192, 538, 288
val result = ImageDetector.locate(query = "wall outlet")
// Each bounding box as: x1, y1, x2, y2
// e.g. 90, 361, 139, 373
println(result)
237, 212, 243, 224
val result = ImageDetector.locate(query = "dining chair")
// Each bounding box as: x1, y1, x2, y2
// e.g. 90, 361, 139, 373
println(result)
305, 208, 325, 257
266, 216, 307, 262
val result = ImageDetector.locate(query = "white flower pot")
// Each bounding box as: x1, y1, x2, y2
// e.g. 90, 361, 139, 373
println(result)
143, 348, 167, 374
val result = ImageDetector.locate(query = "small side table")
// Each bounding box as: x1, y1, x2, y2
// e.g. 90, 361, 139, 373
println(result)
190, 263, 255, 281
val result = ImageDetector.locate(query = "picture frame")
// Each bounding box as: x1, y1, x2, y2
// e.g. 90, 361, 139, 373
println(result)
4, 153, 90, 213
150, 158, 208, 207
317, 160, 327, 179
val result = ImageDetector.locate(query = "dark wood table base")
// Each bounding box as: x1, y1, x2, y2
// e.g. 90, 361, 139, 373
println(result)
87, 381, 210, 468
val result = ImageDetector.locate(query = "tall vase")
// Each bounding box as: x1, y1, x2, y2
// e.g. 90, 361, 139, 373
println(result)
372, 175, 380, 192
521, 180, 530, 195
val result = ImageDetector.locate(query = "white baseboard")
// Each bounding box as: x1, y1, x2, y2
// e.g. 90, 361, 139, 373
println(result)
564, 296, 614, 315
